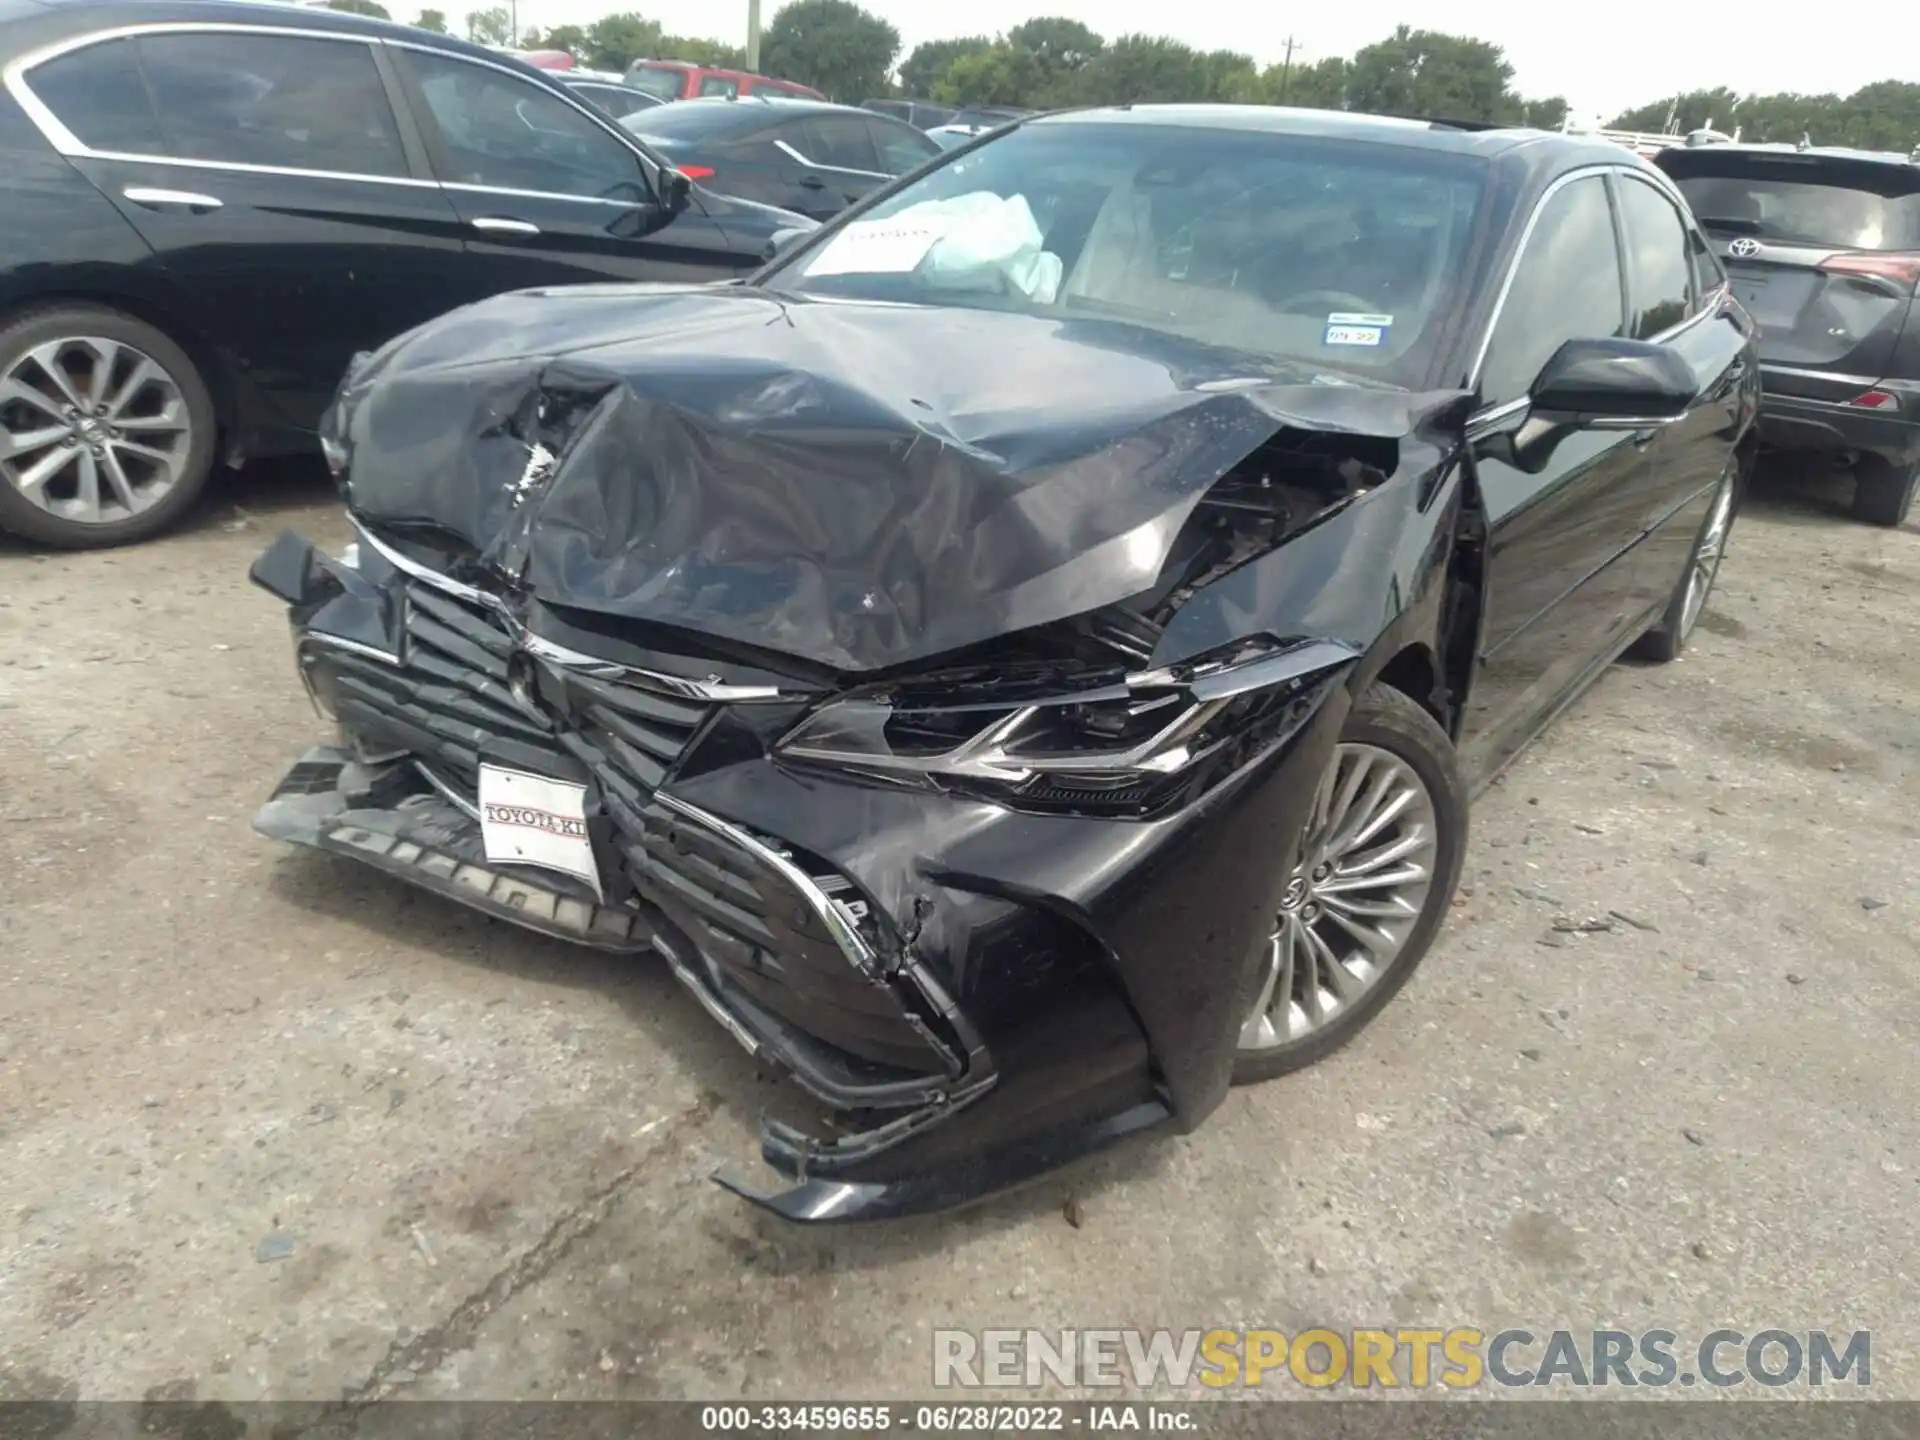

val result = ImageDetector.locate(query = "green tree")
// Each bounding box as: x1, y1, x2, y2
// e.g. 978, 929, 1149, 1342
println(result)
932, 45, 1040, 107
523, 22, 588, 55
326, 0, 390, 17
1005, 16, 1103, 104
898, 36, 991, 97
466, 5, 512, 46
1270, 55, 1349, 108
1072, 35, 1215, 106
412, 7, 448, 32
1345, 26, 1514, 123
660, 34, 748, 68
761, 0, 900, 101
582, 12, 664, 70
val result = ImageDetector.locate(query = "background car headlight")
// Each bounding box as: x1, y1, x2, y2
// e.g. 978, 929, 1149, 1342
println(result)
773, 639, 1358, 816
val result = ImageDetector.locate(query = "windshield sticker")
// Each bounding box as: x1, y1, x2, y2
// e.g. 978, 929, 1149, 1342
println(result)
803, 218, 946, 277
1325, 313, 1393, 347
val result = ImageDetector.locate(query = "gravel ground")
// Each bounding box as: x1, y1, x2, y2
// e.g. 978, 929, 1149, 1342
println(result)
1, 455, 1915, 1406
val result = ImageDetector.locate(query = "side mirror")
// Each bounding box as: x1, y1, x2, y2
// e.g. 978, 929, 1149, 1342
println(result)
1529, 336, 1697, 424
660, 167, 692, 213
766, 225, 813, 259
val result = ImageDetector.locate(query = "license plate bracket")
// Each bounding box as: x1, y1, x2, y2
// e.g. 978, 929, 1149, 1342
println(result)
478, 763, 605, 900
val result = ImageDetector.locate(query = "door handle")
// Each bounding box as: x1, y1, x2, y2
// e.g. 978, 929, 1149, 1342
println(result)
471, 217, 540, 236
798, 176, 827, 190
122, 186, 222, 212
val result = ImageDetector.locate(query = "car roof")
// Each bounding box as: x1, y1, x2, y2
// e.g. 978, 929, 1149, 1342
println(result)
1025, 104, 1650, 178
0, 0, 528, 68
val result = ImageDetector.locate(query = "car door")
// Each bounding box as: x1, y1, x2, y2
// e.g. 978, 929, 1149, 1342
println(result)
16, 25, 471, 430
392, 47, 768, 291
1459, 171, 1655, 782
1612, 170, 1753, 605
779, 115, 891, 220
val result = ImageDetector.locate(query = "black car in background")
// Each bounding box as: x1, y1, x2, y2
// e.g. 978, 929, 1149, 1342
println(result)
622, 96, 943, 221
0, 0, 810, 548
562, 72, 665, 123
252, 107, 1757, 1221
1657, 142, 1920, 525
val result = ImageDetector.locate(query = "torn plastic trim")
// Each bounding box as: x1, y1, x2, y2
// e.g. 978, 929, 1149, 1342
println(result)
713, 1097, 1174, 1224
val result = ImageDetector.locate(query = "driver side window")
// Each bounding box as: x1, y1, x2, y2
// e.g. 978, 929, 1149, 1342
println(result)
1480, 176, 1626, 407
409, 53, 643, 201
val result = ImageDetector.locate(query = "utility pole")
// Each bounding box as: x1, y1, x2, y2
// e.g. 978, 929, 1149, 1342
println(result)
1276, 35, 1301, 103
746, 0, 761, 71
510, 0, 518, 46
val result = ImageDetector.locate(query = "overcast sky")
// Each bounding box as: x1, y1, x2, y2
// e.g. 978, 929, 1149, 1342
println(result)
465, 0, 1912, 122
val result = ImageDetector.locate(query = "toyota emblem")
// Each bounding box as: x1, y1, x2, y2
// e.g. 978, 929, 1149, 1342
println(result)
1728, 238, 1761, 258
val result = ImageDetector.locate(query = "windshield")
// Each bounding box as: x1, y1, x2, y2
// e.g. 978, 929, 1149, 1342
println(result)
625, 64, 686, 100
1665, 158, 1920, 250
765, 119, 1489, 385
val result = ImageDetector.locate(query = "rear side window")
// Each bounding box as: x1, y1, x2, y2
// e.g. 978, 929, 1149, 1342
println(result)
1615, 177, 1695, 338
1480, 175, 1625, 405
1688, 228, 1724, 297
136, 32, 408, 177
27, 39, 164, 154
871, 117, 940, 174
797, 115, 879, 172
1663, 156, 1920, 250
698, 75, 739, 98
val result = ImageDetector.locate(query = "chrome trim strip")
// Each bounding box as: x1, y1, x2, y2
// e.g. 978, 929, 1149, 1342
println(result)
414, 760, 481, 819
653, 791, 879, 971
122, 186, 223, 208
773, 138, 887, 180
1763, 363, 1882, 387
654, 934, 762, 1055
470, 216, 541, 235
298, 631, 402, 666
1465, 395, 1530, 434
350, 518, 790, 702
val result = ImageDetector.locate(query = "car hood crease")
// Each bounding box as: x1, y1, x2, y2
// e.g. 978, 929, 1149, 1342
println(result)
330, 285, 1466, 673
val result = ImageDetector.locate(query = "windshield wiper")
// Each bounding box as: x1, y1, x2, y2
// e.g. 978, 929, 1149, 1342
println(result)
1698, 216, 1764, 236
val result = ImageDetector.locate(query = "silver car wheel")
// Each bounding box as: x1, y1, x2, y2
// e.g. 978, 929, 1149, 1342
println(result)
1237, 742, 1438, 1053
1678, 468, 1735, 642
0, 335, 194, 525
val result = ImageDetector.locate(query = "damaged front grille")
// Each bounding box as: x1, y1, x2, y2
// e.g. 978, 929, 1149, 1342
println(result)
300, 568, 959, 1094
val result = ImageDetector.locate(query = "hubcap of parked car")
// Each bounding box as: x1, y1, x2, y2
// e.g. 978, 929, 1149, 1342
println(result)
1238, 743, 1437, 1053
1679, 470, 1736, 641
0, 337, 193, 525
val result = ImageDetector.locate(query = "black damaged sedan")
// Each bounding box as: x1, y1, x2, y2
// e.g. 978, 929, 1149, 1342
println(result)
251, 106, 1759, 1221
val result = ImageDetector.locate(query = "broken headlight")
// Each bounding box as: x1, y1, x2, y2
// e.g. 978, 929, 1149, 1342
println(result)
773, 640, 1358, 817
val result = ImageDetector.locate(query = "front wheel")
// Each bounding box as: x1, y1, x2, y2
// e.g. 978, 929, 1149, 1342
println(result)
1231, 683, 1469, 1085
1634, 462, 1737, 664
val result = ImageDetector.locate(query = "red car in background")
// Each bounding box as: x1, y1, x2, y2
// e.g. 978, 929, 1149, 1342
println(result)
623, 59, 823, 101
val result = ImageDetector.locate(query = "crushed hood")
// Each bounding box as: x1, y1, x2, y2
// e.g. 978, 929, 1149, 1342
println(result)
329, 283, 1466, 674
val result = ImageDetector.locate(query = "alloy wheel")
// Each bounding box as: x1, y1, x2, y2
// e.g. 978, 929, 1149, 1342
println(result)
0, 336, 195, 526
1237, 742, 1438, 1053
1678, 471, 1736, 641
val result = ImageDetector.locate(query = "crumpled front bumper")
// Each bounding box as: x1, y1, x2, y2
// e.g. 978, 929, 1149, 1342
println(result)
251, 527, 1352, 1221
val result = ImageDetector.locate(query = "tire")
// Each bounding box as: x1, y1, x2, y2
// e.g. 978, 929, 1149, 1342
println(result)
1634, 461, 1737, 664
1851, 454, 1918, 529
0, 304, 216, 549
1231, 682, 1469, 1086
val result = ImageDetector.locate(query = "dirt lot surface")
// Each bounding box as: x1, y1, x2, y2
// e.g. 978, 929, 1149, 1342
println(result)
1, 456, 1915, 1406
